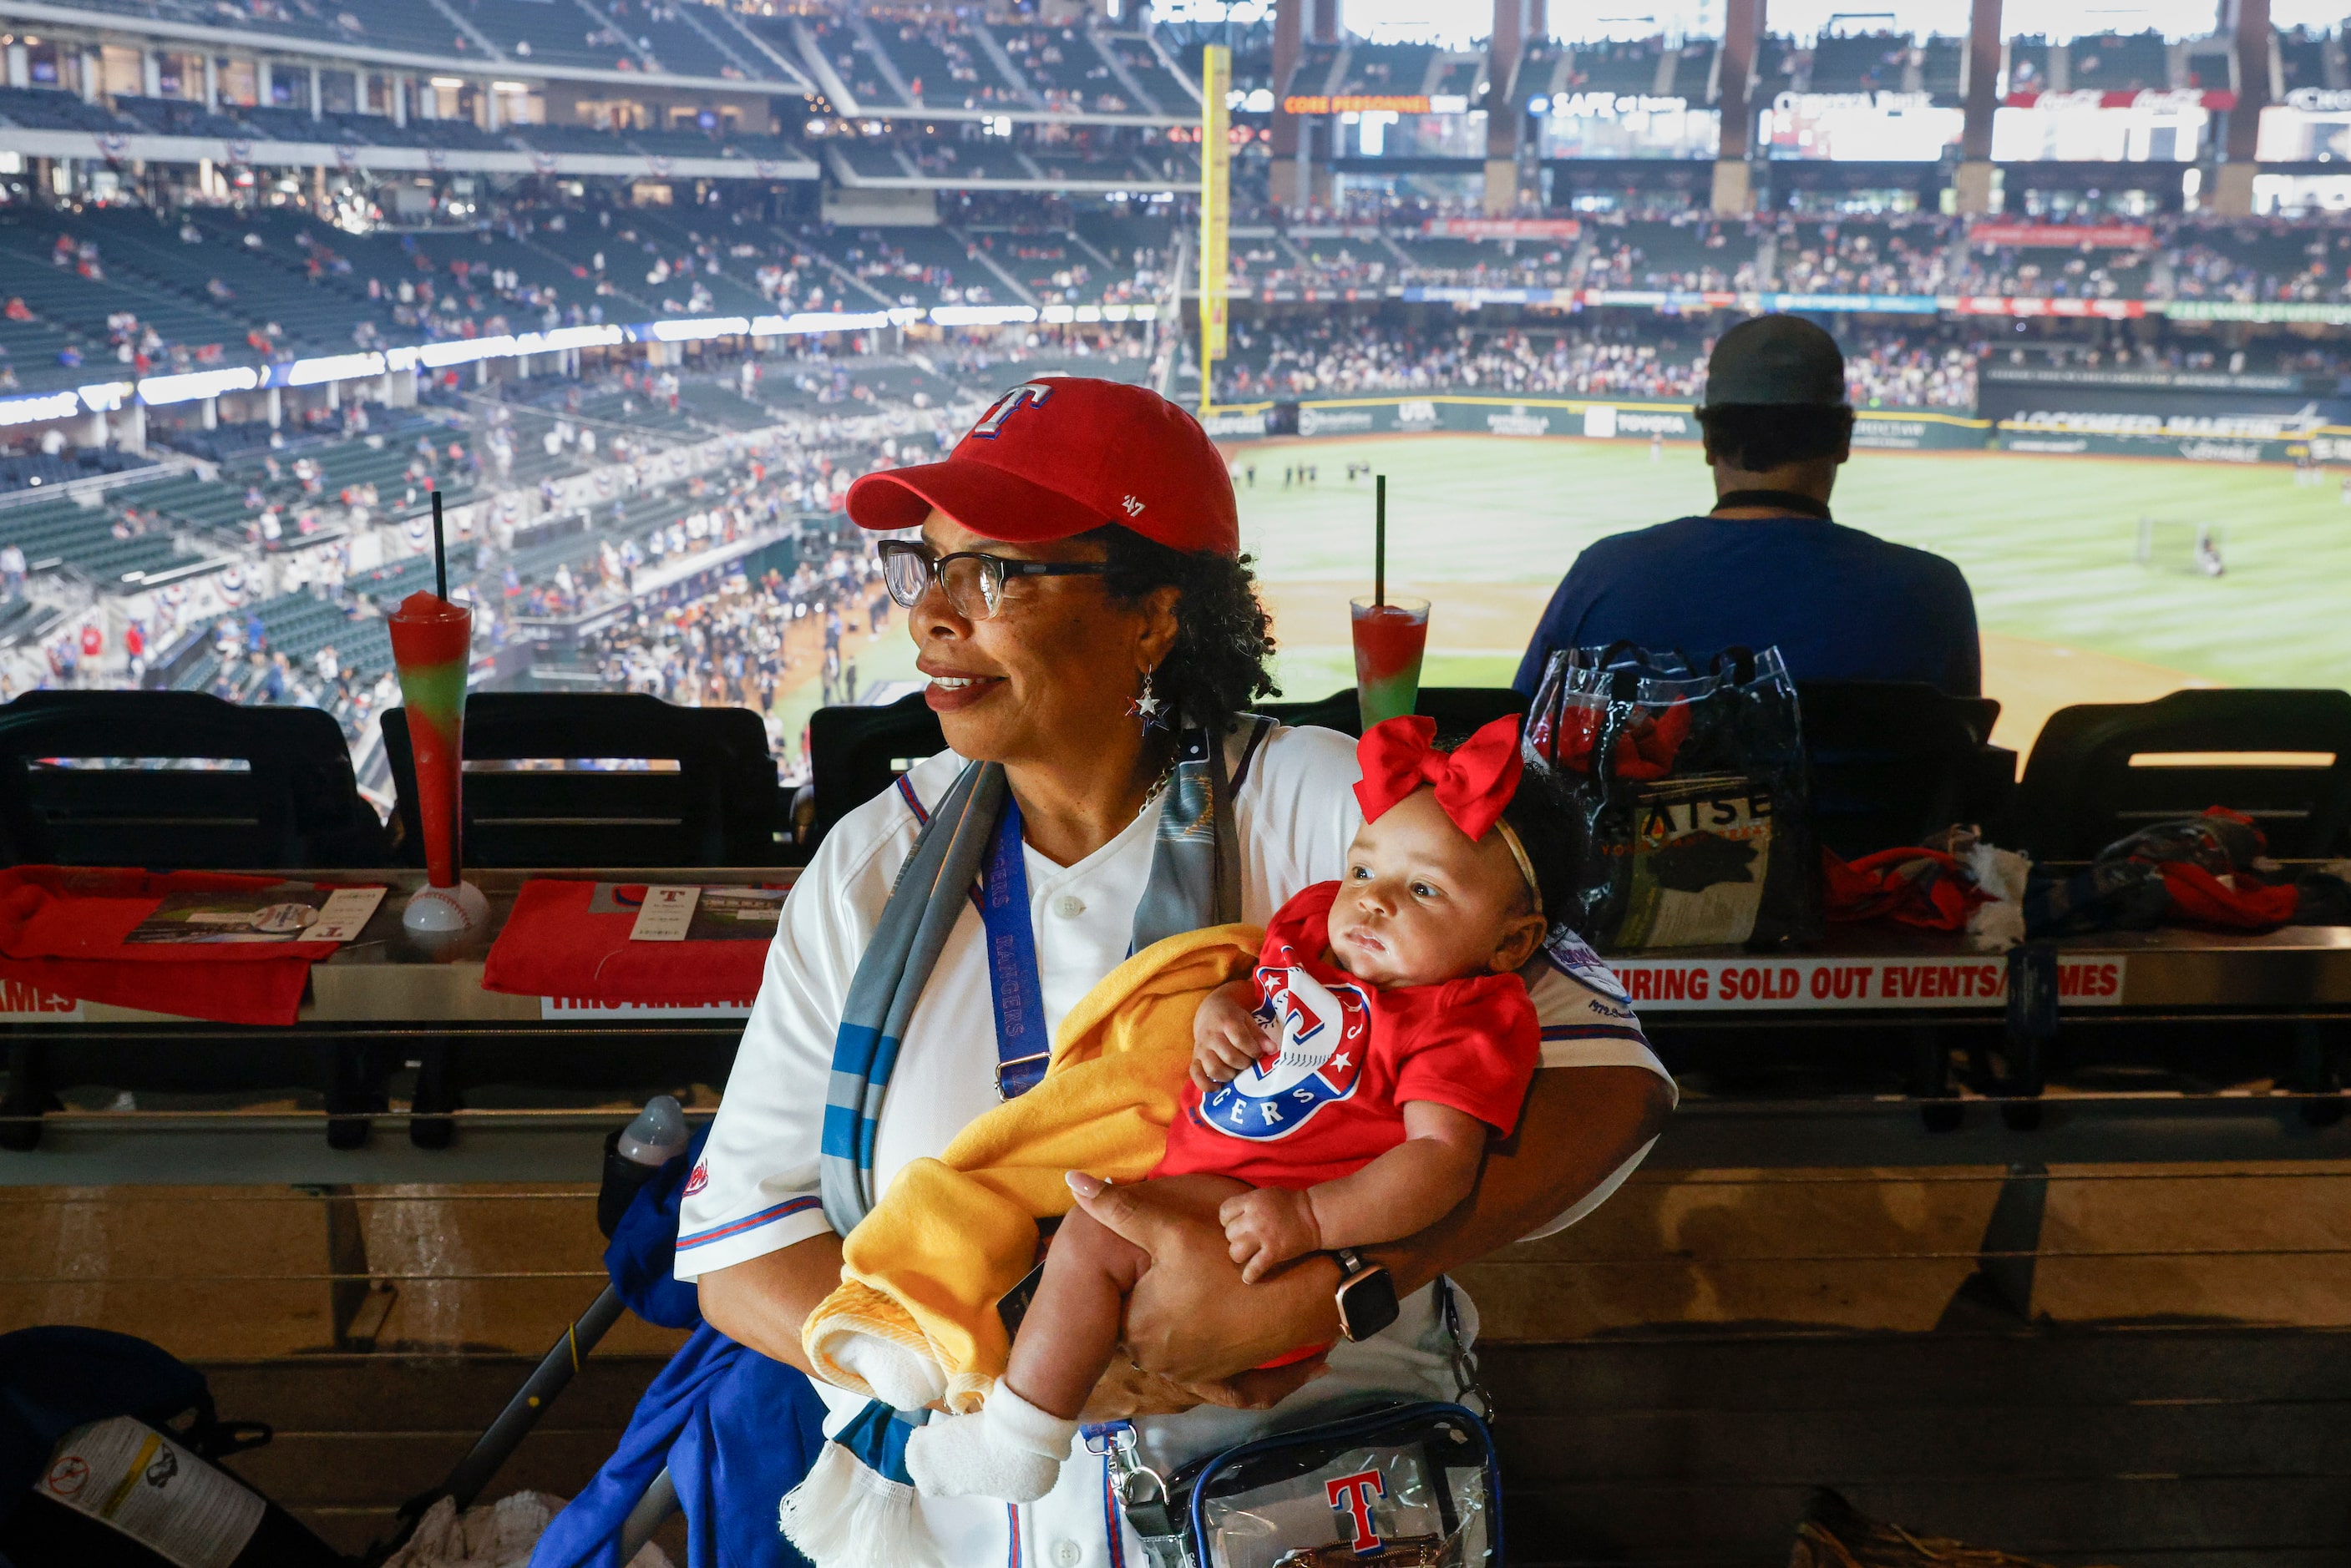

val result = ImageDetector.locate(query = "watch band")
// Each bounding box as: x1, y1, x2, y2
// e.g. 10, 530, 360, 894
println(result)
1333, 1247, 1398, 1343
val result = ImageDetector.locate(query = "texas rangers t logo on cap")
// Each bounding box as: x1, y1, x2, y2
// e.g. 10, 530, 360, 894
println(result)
970, 381, 1056, 438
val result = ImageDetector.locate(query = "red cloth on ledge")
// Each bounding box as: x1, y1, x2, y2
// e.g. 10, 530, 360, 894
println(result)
1821, 847, 1991, 933
481, 878, 774, 1005
0, 867, 347, 1025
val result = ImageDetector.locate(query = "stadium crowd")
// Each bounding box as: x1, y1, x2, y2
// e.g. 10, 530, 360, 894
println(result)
1210, 319, 1983, 409
580, 544, 894, 722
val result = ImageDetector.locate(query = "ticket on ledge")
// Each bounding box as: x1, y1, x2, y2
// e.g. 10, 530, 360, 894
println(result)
586, 882, 788, 942
121, 883, 387, 946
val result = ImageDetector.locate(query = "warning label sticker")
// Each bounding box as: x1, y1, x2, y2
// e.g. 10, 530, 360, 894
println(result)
38, 1417, 264, 1568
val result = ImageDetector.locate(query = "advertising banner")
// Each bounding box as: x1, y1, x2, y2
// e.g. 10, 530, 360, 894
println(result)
2002, 89, 2235, 110
1978, 369, 2351, 462
1202, 397, 1984, 450
1422, 218, 1583, 240
1967, 223, 2156, 248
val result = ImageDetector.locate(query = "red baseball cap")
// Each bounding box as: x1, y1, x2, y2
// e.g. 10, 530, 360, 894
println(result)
844, 377, 1239, 557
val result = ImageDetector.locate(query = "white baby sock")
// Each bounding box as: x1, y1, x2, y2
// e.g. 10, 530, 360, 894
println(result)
903, 1383, 1077, 1504
833, 1333, 949, 1411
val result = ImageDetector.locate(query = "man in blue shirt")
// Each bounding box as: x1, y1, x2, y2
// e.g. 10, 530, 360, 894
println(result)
1514, 315, 1980, 696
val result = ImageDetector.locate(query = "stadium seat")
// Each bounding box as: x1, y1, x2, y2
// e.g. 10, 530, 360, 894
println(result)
382, 694, 778, 868
0, 690, 388, 870
2014, 690, 2351, 860
1254, 686, 1531, 740
808, 691, 945, 844
1796, 681, 2014, 860
805, 688, 1533, 849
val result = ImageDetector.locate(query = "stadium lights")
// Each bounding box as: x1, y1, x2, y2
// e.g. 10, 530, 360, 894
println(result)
139, 369, 255, 406
929, 305, 1039, 326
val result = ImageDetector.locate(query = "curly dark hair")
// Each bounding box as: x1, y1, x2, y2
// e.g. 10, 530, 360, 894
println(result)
1499, 766, 1584, 930
1431, 725, 1582, 929
1077, 525, 1279, 725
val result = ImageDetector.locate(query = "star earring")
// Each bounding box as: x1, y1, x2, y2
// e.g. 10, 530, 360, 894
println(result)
1126, 666, 1169, 733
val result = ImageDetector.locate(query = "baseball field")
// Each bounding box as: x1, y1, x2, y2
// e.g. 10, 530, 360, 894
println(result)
817, 433, 2351, 757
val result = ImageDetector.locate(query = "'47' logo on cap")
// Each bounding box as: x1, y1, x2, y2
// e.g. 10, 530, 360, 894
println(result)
970, 381, 1056, 438
1326, 1469, 1386, 1555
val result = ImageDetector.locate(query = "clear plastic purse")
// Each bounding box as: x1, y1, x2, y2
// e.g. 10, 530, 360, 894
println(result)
1092, 1286, 1502, 1567
1187, 1399, 1497, 1568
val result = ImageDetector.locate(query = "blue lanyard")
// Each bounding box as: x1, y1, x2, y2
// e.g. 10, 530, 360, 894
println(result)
978, 792, 1051, 1100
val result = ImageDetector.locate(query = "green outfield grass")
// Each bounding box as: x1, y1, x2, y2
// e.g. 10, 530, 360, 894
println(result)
811, 434, 2346, 758
1230, 435, 2351, 698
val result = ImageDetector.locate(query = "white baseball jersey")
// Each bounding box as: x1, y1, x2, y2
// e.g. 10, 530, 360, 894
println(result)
679, 721, 1673, 1567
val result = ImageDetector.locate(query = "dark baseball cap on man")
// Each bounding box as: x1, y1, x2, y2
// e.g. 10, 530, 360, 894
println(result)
1700, 315, 1848, 409
845, 377, 1239, 557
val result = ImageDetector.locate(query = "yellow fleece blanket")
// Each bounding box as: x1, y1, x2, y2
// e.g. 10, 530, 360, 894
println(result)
803, 922, 1262, 1413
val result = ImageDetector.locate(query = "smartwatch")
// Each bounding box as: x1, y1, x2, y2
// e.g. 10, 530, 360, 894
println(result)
1332, 1247, 1400, 1343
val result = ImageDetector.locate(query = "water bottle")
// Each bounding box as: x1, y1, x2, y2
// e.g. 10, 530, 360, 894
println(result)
598, 1094, 692, 1237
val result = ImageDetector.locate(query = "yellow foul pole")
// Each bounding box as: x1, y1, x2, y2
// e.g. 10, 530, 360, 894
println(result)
1198, 43, 1230, 416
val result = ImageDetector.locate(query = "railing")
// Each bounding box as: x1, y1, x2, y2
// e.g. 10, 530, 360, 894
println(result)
0, 458, 185, 514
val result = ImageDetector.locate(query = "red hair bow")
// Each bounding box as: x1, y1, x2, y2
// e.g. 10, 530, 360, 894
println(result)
1353, 714, 1524, 842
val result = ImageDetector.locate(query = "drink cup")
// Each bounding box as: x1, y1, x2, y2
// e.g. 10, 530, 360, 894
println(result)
388, 591, 472, 894
1350, 596, 1429, 731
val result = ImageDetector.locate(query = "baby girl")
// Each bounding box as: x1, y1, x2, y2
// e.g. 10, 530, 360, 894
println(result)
906, 713, 1563, 1501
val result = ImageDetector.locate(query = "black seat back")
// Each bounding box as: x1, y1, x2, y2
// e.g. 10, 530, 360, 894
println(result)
1797, 680, 2013, 859
2014, 688, 2351, 859
383, 693, 778, 867
808, 691, 946, 844
0, 690, 388, 869
1254, 686, 1531, 740
805, 687, 1533, 850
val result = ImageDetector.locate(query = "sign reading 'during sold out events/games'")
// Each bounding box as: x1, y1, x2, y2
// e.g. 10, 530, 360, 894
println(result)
1606, 954, 2127, 1011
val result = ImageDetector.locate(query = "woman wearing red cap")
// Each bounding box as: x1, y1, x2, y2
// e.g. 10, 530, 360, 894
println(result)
677, 379, 1673, 1564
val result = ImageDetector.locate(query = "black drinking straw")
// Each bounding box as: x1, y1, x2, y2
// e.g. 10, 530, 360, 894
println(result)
1374, 473, 1386, 608
430, 488, 448, 602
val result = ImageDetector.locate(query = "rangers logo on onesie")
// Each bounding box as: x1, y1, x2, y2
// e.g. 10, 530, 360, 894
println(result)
1201, 955, 1371, 1141
1157, 881, 1539, 1191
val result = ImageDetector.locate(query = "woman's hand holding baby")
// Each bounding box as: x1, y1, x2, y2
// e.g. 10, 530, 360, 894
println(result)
1191, 978, 1269, 1095
1218, 1186, 1323, 1283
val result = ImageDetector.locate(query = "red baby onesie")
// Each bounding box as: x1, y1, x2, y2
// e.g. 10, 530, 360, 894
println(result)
1155, 881, 1540, 1192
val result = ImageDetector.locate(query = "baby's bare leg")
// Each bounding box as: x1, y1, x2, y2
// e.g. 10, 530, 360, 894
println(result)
1006, 1174, 1250, 1419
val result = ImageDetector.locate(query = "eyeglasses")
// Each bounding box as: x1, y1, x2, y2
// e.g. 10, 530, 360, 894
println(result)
878, 539, 1111, 621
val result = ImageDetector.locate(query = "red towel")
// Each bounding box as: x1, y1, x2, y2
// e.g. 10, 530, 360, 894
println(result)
0, 867, 351, 1025
1822, 847, 1991, 933
482, 878, 776, 1005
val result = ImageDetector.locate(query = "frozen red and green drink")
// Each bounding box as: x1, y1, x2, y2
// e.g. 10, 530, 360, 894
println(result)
1351, 595, 1429, 731
388, 591, 471, 890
